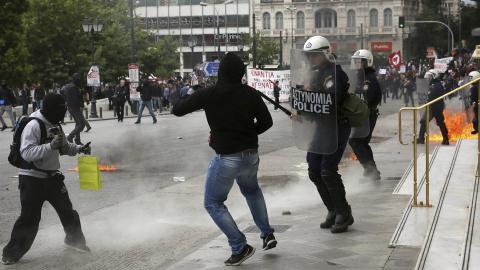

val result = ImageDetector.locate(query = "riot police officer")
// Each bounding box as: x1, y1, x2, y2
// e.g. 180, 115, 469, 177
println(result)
469, 71, 480, 135
348, 50, 382, 181
301, 36, 354, 233
417, 69, 449, 145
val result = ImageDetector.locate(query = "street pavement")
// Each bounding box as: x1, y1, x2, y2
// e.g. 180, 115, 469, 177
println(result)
0, 95, 460, 269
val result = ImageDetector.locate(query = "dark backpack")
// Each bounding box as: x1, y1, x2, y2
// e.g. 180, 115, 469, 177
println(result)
8, 116, 47, 170
338, 83, 370, 127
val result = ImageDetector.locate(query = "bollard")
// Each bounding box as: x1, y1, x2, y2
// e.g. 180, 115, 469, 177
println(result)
99, 107, 102, 118
85, 108, 88, 120
126, 106, 128, 116
113, 106, 116, 117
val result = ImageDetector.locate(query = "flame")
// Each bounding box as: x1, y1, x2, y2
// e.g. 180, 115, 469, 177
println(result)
69, 163, 117, 171
429, 107, 478, 142
349, 153, 358, 160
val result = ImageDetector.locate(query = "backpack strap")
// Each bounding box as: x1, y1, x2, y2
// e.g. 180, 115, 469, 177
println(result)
28, 117, 56, 177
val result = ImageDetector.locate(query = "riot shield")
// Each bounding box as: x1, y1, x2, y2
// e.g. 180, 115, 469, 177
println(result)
290, 49, 338, 154
416, 78, 429, 119
344, 59, 369, 138
461, 76, 474, 123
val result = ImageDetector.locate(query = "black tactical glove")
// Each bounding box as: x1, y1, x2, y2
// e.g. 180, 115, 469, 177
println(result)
79, 142, 91, 155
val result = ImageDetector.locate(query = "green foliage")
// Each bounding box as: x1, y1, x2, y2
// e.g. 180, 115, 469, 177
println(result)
243, 31, 280, 65
0, 0, 32, 88
409, 7, 449, 59
138, 36, 181, 79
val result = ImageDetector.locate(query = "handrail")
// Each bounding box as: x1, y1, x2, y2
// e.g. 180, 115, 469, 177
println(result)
398, 77, 480, 207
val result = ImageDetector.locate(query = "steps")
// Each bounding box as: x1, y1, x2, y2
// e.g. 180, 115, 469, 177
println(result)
391, 139, 480, 269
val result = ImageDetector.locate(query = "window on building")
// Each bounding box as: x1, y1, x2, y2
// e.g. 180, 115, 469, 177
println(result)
347, 10, 355, 27
297, 11, 305, 29
384, 8, 392, 26
263, 13, 271, 29
370, 9, 378, 27
324, 10, 332, 28
315, 11, 322, 28
276, 12, 283, 29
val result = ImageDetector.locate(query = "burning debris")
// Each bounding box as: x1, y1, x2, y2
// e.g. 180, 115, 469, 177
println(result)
349, 153, 358, 160
69, 163, 117, 171
429, 108, 478, 142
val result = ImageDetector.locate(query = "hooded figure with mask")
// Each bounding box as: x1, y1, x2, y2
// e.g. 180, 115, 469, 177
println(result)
134, 79, 157, 124
172, 52, 276, 266
65, 73, 86, 145
0, 80, 17, 131
2, 93, 92, 265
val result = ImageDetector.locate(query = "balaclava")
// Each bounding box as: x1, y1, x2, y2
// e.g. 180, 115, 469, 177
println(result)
41, 93, 67, 124
72, 73, 81, 87
1, 80, 6, 89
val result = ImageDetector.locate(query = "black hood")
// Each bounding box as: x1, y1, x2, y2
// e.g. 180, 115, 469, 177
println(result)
72, 73, 81, 87
41, 93, 67, 124
364, 67, 376, 75
1, 80, 6, 89
218, 52, 244, 84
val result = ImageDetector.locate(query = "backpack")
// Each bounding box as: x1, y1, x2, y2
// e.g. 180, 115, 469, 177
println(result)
338, 83, 369, 127
8, 116, 47, 170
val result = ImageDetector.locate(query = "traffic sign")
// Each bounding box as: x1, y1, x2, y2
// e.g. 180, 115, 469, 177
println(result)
472, 28, 480, 37
202, 62, 219, 76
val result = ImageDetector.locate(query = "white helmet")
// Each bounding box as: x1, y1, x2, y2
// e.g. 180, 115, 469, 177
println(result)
303, 36, 332, 58
351, 49, 374, 67
424, 69, 439, 80
469, 71, 480, 82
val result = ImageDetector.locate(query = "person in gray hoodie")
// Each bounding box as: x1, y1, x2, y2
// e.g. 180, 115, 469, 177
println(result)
2, 93, 92, 265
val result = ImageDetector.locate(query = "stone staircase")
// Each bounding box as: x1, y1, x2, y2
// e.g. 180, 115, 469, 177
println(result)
390, 139, 479, 269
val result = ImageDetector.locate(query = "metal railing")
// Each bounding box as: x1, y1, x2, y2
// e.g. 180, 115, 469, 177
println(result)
398, 77, 480, 207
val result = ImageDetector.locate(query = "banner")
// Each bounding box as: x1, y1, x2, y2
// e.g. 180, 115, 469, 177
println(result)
128, 63, 139, 83
246, 68, 290, 102
434, 57, 453, 73
426, 47, 437, 59
388, 51, 402, 68
87, 66, 100, 87
129, 82, 140, 101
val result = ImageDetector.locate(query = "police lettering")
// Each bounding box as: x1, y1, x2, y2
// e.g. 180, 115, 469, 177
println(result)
292, 88, 333, 114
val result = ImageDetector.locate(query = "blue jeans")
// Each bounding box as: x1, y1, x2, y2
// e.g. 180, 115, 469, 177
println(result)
136, 100, 157, 123
153, 97, 162, 112
37, 99, 43, 110
204, 152, 274, 255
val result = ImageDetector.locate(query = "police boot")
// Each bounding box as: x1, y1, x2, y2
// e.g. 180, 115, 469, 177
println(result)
363, 161, 381, 181
440, 126, 449, 145
309, 172, 336, 228
321, 170, 354, 233
415, 137, 425, 144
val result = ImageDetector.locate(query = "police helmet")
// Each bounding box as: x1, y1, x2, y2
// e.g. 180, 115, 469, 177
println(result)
351, 49, 374, 67
424, 69, 439, 80
469, 71, 480, 82
303, 36, 332, 58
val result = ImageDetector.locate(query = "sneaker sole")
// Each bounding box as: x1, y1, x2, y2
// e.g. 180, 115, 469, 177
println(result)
63, 244, 90, 253
263, 239, 277, 251
225, 246, 256, 266
2, 260, 17, 265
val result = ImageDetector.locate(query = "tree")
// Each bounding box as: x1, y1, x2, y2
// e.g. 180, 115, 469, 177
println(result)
137, 36, 181, 80
0, 1, 32, 88
243, 31, 280, 66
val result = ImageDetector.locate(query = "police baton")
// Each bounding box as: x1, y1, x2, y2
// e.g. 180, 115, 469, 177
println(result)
256, 90, 292, 116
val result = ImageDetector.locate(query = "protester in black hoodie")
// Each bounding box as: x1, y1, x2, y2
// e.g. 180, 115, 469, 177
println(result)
134, 79, 157, 124
66, 73, 86, 145
172, 52, 276, 266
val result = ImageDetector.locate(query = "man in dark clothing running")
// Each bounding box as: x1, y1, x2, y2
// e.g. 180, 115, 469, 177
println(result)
134, 79, 157, 124
172, 52, 276, 266
65, 73, 86, 145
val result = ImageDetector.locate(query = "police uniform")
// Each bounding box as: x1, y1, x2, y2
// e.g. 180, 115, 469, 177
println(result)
348, 67, 382, 180
470, 82, 479, 133
418, 79, 449, 144
307, 61, 354, 233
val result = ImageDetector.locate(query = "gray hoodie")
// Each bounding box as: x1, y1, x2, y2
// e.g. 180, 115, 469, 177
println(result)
19, 110, 82, 178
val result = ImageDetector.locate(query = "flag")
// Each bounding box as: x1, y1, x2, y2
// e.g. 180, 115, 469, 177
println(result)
389, 51, 402, 68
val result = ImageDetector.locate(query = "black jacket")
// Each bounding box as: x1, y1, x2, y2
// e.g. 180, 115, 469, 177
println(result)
114, 85, 130, 102
0, 86, 17, 106
34, 87, 45, 100
66, 73, 84, 109
172, 52, 273, 154
137, 81, 154, 101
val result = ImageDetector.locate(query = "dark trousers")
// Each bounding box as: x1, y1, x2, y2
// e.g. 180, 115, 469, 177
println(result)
274, 96, 279, 110
473, 109, 478, 132
348, 113, 378, 168
108, 98, 114, 110
67, 107, 85, 144
405, 90, 414, 106
2, 174, 86, 261
32, 101, 37, 112
115, 100, 126, 121
419, 108, 448, 140
22, 99, 29, 115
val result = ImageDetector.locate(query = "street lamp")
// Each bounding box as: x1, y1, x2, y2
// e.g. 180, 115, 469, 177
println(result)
285, 6, 296, 50
82, 18, 103, 118
188, 36, 198, 73
200, 0, 233, 62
